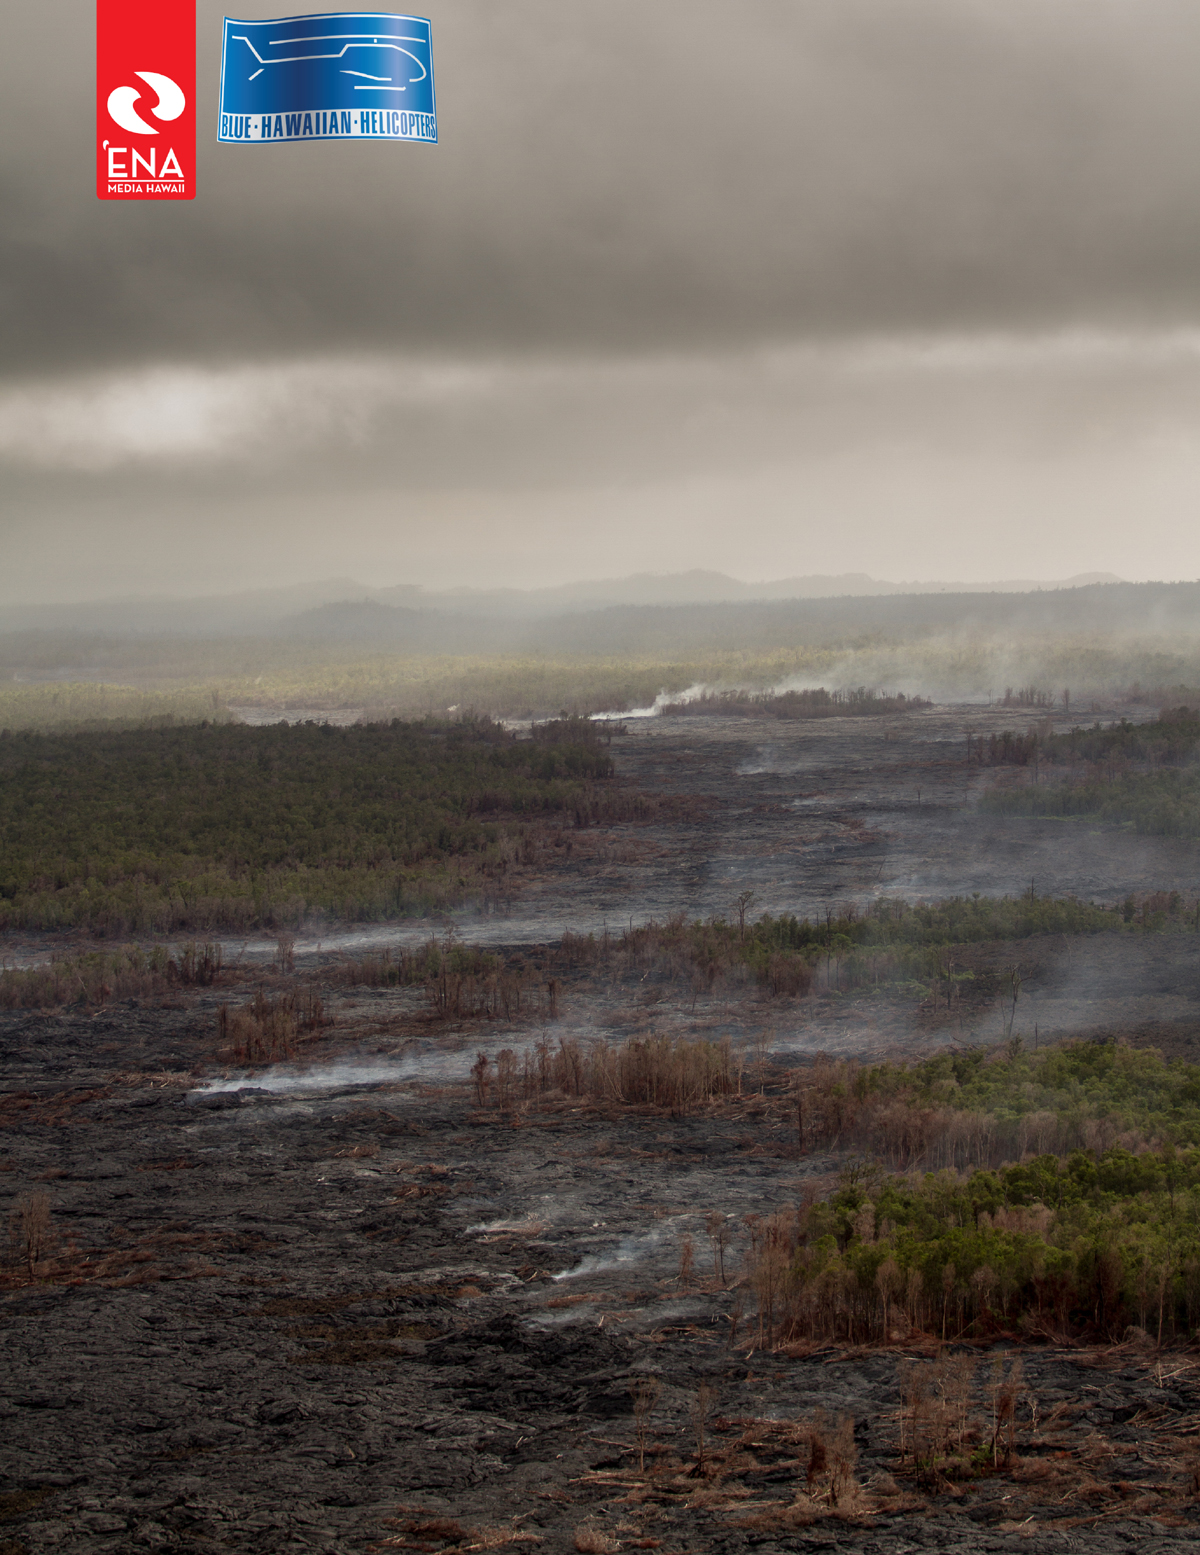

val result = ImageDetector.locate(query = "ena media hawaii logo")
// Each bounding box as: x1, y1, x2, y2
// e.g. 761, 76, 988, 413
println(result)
96, 0, 195, 200
218, 13, 436, 144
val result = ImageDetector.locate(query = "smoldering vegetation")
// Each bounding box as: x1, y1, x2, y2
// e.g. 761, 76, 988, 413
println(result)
8, 884, 1197, 1016
5, 931, 1200, 1548
450, 1026, 1200, 1355
2, 577, 1200, 728
660, 686, 930, 718
5, 692, 1200, 1549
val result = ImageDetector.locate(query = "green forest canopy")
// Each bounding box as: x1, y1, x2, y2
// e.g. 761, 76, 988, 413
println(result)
0, 718, 613, 933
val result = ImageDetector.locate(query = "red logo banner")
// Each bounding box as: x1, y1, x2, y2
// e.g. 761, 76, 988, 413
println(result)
97, 0, 195, 200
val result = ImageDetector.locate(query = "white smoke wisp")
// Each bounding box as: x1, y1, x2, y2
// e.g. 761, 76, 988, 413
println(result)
589, 683, 713, 721
533, 1303, 604, 1327
762, 666, 940, 702
190, 1050, 454, 1097
467, 1216, 547, 1236
589, 672, 932, 724
762, 670, 842, 697
736, 743, 818, 777
551, 1227, 668, 1281
192, 1029, 556, 1099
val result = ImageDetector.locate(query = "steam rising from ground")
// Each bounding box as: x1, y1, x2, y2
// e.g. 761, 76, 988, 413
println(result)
551, 1227, 671, 1282
589, 636, 1200, 720
192, 1031, 560, 1099
591, 671, 936, 719
590, 684, 709, 720
467, 1217, 547, 1236
192, 1051, 455, 1097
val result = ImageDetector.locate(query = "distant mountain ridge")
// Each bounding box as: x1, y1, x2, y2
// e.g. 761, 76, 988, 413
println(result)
272, 580, 1199, 659
390, 568, 1124, 615
0, 569, 1127, 635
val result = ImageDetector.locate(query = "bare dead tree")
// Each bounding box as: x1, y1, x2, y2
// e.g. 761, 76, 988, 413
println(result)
9, 1191, 52, 1279
471, 1051, 491, 1107
495, 1048, 517, 1111
733, 890, 757, 940
691, 1381, 715, 1473
705, 1211, 730, 1286
629, 1376, 662, 1473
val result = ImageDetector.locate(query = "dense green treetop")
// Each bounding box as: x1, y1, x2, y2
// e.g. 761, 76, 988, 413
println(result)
0, 717, 612, 931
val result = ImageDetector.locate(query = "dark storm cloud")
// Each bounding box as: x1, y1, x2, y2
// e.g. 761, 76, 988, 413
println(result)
5, 1, 1200, 602
4, 0, 1200, 375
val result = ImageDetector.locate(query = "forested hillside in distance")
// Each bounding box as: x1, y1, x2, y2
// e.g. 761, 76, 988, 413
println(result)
4, 579, 1200, 728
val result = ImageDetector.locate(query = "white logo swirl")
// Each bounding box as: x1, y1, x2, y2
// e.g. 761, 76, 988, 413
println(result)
107, 72, 186, 136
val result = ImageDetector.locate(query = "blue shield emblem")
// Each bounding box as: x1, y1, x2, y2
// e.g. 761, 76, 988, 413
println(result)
218, 12, 436, 143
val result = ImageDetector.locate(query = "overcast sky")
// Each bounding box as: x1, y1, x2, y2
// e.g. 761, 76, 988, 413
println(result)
4, 0, 1200, 602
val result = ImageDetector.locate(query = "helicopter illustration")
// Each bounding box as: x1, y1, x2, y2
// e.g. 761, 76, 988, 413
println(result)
227, 18, 429, 101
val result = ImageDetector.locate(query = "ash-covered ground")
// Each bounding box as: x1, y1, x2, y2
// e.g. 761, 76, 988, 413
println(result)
4, 706, 1200, 1553
473, 703, 1200, 941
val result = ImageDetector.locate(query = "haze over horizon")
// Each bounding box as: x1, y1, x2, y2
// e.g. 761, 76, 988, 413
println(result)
0, 566, 1137, 617
5, 3, 1200, 601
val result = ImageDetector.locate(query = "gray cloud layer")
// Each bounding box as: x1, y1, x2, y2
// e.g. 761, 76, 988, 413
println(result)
4, 331, 1200, 601
6, 0, 1200, 373
4, 2, 1200, 600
